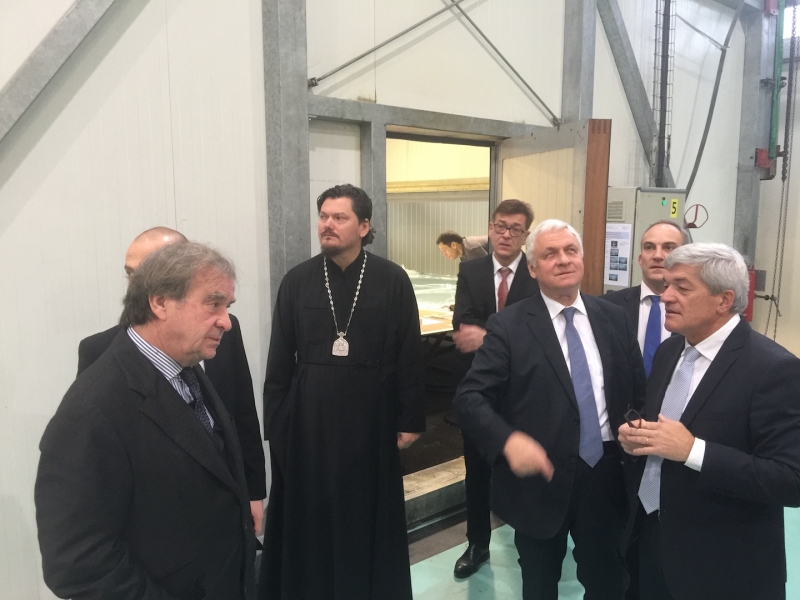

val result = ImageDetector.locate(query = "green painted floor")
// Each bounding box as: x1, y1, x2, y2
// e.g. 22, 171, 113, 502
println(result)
411, 508, 800, 599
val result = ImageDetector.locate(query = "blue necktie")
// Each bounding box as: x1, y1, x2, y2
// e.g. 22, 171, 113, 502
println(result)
638, 346, 702, 514
642, 295, 662, 376
562, 307, 604, 467
179, 368, 215, 435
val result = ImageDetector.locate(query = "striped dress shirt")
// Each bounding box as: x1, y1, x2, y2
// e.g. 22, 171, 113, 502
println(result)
127, 327, 215, 427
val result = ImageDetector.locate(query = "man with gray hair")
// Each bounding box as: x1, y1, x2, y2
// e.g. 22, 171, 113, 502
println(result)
455, 219, 646, 599
36, 242, 256, 600
618, 243, 800, 600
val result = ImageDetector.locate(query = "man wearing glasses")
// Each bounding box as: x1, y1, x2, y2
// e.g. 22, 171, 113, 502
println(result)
450, 199, 539, 577
455, 219, 646, 599
618, 244, 800, 600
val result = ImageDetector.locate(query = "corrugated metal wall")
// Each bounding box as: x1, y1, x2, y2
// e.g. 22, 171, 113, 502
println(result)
388, 190, 489, 276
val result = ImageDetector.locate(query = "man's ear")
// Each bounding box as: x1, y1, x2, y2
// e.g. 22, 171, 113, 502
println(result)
717, 289, 735, 315
528, 260, 537, 279
149, 295, 169, 321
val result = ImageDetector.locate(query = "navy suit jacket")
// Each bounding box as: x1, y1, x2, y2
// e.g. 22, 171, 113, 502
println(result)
455, 292, 646, 538
633, 319, 800, 600
452, 254, 539, 383
77, 314, 266, 500
603, 285, 641, 328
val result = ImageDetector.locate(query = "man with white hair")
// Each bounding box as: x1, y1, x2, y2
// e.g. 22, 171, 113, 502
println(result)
618, 243, 800, 600
455, 219, 646, 599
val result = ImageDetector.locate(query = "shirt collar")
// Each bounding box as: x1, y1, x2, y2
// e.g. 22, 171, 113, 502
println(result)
540, 290, 588, 321
685, 313, 741, 363
639, 281, 659, 302
492, 251, 524, 275
127, 326, 183, 381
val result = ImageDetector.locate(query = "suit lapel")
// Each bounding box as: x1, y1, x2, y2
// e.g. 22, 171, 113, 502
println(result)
140, 376, 242, 497
646, 338, 683, 420
526, 294, 578, 409
623, 286, 640, 328
477, 255, 497, 315
680, 319, 749, 426
507, 261, 534, 306
114, 333, 242, 497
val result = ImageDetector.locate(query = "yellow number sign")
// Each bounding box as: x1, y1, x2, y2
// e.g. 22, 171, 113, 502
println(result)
670, 199, 679, 218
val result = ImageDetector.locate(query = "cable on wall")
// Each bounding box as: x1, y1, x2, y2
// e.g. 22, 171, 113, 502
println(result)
683, 0, 746, 199
765, 6, 799, 339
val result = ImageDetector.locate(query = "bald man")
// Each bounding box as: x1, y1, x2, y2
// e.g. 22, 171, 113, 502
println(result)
77, 227, 267, 534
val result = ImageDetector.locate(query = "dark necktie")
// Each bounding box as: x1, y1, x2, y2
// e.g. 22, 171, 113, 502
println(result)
638, 346, 701, 513
497, 267, 512, 311
562, 307, 604, 467
179, 368, 215, 435
643, 295, 662, 376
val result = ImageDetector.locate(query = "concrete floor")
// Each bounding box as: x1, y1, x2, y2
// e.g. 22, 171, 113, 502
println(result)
409, 508, 800, 599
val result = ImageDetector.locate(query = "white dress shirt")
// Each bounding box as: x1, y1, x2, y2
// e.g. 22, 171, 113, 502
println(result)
637, 281, 671, 354
492, 252, 525, 312
540, 292, 613, 441
671, 314, 741, 471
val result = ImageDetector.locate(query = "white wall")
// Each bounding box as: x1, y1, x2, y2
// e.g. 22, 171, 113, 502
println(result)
0, 0, 268, 597
0, 0, 75, 88
596, 0, 744, 246
307, 0, 564, 126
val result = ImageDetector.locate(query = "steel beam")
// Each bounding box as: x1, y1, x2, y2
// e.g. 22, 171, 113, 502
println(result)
734, 10, 777, 264
597, 0, 675, 186
360, 122, 388, 258
561, 0, 597, 123
0, 0, 118, 145
264, 0, 311, 303
308, 95, 542, 138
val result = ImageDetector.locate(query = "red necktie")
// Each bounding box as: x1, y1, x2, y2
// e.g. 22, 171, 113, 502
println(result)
497, 267, 512, 311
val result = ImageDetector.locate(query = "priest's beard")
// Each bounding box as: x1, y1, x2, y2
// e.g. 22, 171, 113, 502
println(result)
320, 243, 344, 258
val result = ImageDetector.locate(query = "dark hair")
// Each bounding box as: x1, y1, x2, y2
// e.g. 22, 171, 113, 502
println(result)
641, 220, 691, 246
493, 199, 535, 229
436, 231, 464, 246
120, 242, 236, 327
316, 183, 375, 246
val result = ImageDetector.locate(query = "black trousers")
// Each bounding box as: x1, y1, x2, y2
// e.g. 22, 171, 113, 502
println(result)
637, 507, 675, 600
462, 432, 492, 547
514, 445, 629, 600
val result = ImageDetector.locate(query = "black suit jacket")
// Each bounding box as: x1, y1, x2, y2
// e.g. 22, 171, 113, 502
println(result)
78, 314, 266, 500
455, 292, 646, 538
452, 254, 540, 383
36, 330, 256, 600
602, 285, 641, 328
634, 319, 800, 600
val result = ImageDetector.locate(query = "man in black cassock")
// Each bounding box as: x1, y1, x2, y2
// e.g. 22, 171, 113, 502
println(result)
260, 184, 426, 600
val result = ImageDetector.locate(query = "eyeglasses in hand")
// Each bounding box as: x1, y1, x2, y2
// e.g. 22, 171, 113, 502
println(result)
624, 408, 643, 429
490, 222, 527, 237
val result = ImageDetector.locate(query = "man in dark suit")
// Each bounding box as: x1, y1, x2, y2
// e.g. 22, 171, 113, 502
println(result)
618, 243, 800, 600
450, 199, 539, 577
603, 220, 688, 599
77, 227, 267, 533
455, 219, 646, 599
604, 220, 689, 376
36, 242, 256, 599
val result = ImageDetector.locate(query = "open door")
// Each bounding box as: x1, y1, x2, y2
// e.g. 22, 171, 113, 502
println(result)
493, 119, 612, 295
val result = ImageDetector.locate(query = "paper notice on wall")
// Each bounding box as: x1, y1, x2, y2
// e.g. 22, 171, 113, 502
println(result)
604, 223, 632, 287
